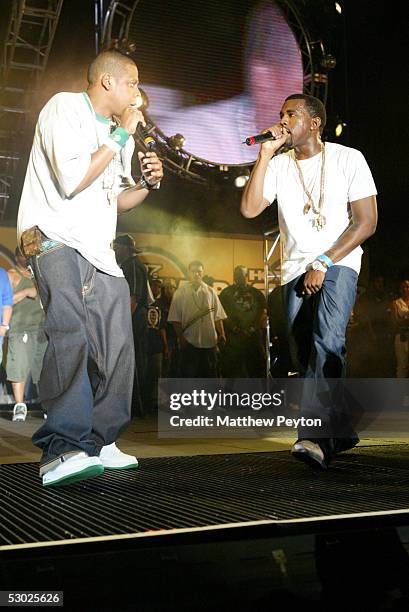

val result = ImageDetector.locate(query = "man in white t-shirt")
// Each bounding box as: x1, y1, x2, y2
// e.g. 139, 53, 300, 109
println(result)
168, 261, 226, 377
17, 50, 163, 487
241, 93, 378, 468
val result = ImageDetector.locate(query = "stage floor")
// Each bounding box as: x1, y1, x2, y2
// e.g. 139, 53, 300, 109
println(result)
1, 445, 409, 550
0, 408, 406, 465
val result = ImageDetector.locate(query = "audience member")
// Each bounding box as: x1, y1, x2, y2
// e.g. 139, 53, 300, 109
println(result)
7, 248, 47, 422
113, 234, 151, 416
391, 278, 409, 378
144, 275, 166, 412
0, 267, 13, 369
168, 261, 226, 377
353, 276, 394, 376
219, 265, 266, 377
160, 278, 179, 377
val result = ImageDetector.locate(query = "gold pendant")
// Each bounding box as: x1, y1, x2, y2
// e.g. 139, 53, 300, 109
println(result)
303, 200, 312, 215
314, 213, 326, 230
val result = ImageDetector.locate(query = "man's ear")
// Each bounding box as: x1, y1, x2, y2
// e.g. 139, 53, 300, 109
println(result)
311, 116, 322, 132
101, 73, 111, 91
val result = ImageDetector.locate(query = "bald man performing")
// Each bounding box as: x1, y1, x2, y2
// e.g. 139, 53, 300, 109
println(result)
17, 50, 163, 487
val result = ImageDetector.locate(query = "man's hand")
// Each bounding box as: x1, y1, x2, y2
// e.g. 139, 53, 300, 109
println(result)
259, 123, 289, 159
217, 334, 226, 347
179, 335, 188, 350
138, 151, 163, 187
120, 106, 145, 135
303, 270, 325, 295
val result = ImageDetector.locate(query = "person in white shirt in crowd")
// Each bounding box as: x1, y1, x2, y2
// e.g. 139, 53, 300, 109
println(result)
17, 49, 163, 487
168, 261, 226, 377
241, 93, 377, 468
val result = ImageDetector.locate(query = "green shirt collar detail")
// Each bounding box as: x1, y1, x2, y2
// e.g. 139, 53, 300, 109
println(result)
82, 92, 111, 125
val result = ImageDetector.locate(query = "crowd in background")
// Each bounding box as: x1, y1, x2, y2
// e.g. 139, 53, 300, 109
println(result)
0, 239, 408, 420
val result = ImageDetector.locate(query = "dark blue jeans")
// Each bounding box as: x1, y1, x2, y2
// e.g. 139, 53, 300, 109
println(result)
30, 245, 134, 465
282, 266, 358, 457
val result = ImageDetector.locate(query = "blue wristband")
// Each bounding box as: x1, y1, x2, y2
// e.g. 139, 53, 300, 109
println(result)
317, 254, 334, 268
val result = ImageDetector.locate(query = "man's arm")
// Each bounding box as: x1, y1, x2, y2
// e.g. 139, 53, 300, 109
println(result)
1, 271, 13, 336
213, 291, 227, 345
172, 322, 188, 348
7, 269, 20, 291
303, 195, 378, 295
9, 266, 37, 303
130, 295, 137, 315
326, 196, 378, 263
160, 327, 169, 360
117, 152, 163, 213
215, 319, 226, 345
241, 124, 287, 218
13, 287, 37, 305
70, 146, 117, 197
1, 305, 12, 333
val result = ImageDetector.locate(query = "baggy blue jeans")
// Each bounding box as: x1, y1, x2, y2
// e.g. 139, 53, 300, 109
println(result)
282, 265, 358, 458
30, 244, 135, 465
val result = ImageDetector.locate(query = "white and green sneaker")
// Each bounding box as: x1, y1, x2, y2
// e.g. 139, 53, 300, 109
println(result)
99, 443, 139, 470
42, 452, 104, 487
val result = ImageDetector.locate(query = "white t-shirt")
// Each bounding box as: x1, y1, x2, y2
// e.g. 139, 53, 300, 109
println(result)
263, 142, 377, 285
168, 281, 227, 349
17, 92, 136, 276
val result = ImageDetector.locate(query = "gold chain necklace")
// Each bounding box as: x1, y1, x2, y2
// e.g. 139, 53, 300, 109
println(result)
293, 144, 326, 230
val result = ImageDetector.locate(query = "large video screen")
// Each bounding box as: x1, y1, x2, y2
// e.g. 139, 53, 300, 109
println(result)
129, 0, 303, 165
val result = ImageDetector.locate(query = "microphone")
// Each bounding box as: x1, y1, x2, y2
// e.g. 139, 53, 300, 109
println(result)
137, 123, 156, 150
243, 131, 277, 146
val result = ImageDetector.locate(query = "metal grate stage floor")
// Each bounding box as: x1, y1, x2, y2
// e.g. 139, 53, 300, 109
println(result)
1, 444, 409, 550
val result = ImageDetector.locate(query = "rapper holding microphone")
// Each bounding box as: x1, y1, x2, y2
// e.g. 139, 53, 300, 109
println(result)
241, 94, 377, 468
17, 50, 163, 487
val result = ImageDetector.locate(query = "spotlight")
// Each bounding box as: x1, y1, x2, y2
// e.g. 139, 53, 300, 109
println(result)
136, 87, 149, 110
234, 175, 249, 189
234, 169, 250, 189
335, 121, 347, 137
335, 2, 342, 14
321, 54, 337, 70
168, 133, 186, 150
226, 167, 251, 189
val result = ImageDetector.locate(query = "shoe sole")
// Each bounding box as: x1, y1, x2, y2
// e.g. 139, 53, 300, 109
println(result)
12, 417, 26, 422
43, 464, 105, 488
336, 438, 360, 453
102, 462, 139, 470
292, 449, 328, 470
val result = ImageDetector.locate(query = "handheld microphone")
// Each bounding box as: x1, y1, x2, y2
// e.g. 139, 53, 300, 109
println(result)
137, 123, 156, 150
243, 131, 277, 146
